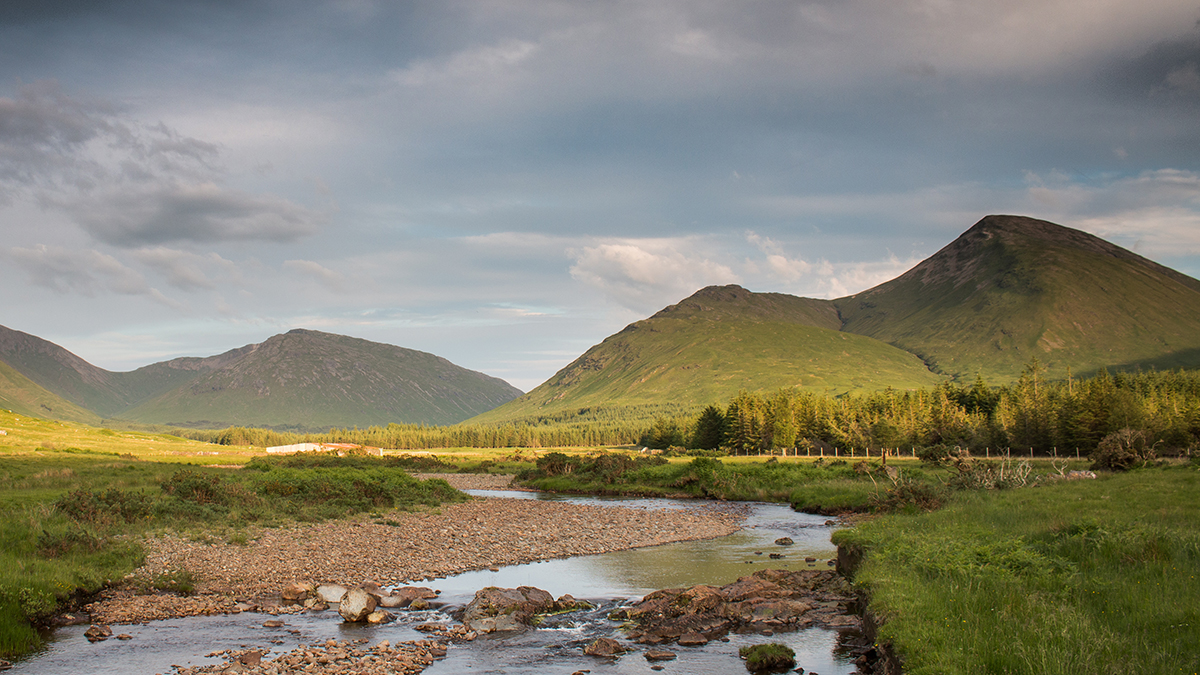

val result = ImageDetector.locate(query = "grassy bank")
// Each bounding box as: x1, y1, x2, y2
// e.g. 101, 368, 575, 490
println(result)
0, 412, 468, 659
833, 462, 1200, 674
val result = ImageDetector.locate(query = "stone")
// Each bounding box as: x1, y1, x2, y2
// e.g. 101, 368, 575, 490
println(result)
84, 625, 112, 641
315, 584, 349, 603
116, 634, 133, 640
281, 582, 314, 602
769, 553, 784, 559
775, 537, 794, 546
556, 594, 592, 611
644, 649, 677, 661
461, 586, 556, 633
53, 612, 90, 627
409, 598, 431, 611
380, 585, 438, 608
677, 632, 708, 646
262, 620, 285, 628
338, 587, 378, 622
583, 637, 626, 657
237, 651, 265, 666
366, 610, 394, 624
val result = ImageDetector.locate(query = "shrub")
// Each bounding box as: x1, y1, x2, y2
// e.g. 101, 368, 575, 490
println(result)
870, 472, 944, 512
55, 488, 153, 525
739, 643, 796, 672
161, 470, 226, 505
1092, 428, 1157, 471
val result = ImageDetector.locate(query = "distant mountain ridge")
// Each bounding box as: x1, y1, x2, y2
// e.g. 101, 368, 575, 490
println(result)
475, 215, 1200, 424
0, 326, 522, 430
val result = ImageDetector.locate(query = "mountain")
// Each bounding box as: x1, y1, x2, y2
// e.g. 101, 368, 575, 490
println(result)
472, 285, 944, 423
835, 215, 1200, 381
0, 359, 102, 425
0, 327, 522, 430
478, 215, 1200, 424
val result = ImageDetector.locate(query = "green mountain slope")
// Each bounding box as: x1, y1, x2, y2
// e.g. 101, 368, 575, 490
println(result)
835, 215, 1200, 382
0, 360, 102, 425
0, 325, 132, 416
119, 329, 523, 430
473, 285, 943, 423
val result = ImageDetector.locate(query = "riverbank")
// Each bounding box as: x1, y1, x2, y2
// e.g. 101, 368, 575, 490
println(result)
89, 496, 744, 624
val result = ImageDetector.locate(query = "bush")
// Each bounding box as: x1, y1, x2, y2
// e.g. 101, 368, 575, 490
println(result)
869, 473, 944, 512
161, 470, 226, 505
55, 488, 153, 525
739, 643, 795, 672
1092, 428, 1157, 471
916, 443, 956, 465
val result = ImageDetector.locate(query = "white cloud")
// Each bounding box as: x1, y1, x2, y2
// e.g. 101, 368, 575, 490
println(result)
283, 259, 348, 293
391, 40, 540, 88
569, 238, 739, 313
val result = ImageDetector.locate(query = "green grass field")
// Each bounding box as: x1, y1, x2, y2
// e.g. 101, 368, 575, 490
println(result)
834, 463, 1200, 674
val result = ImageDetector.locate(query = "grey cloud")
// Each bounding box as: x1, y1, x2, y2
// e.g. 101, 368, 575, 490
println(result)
0, 81, 110, 199
131, 247, 238, 290
70, 182, 323, 246
8, 243, 149, 296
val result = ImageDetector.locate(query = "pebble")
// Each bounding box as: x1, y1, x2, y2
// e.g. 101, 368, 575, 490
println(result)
92, 496, 743, 623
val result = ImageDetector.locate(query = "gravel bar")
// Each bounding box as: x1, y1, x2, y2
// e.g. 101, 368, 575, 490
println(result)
94, 496, 743, 624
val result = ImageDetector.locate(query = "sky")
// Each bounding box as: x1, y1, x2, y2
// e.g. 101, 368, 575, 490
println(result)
2, 0, 1199, 392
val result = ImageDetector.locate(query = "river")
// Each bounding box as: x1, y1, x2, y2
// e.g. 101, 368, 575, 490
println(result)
10, 491, 858, 675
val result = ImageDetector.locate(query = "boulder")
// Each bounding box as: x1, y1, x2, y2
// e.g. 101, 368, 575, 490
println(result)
409, 598, 431, 611
338, 587, 378, 622
84, 625, 112, 642
366, 610, 394, 624
380, 586, 438, 608
583, 637, 627, 657
315, 584, 349, 603
774, 537, 794, 546
555, 594, 593, 611
281, 582, 314, 602
678, 632, 708, 646
622, 569, 856, 645
461, 586, 556, 633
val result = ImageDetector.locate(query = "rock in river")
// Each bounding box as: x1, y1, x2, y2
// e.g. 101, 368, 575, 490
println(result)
338, 587, 378, 622
461, 586, 556, 633
613, 569, 857, 645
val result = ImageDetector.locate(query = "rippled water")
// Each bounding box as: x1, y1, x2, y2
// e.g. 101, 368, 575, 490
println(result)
10, 492, 857, 675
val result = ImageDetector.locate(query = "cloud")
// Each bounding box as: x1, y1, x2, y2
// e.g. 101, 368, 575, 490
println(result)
1020, 169, 1200, 255
283, 259, 348, 293
746, 231, 812, 282
391, 39, 539, 88
6, 243, 181, 308
131, 247, 239, 291
67, 182, 322, 246
0, 81, 322, 246
569, 239, 739, 313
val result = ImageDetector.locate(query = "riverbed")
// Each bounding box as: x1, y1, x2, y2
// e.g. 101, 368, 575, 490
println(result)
9, 491, 857, 675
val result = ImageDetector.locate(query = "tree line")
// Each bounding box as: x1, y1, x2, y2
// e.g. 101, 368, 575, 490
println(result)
642, 363, 1200, 456
183, 364, 1200, 456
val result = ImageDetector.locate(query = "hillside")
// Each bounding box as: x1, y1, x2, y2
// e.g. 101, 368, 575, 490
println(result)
1, 327, 522, 430
118, 329, 523, 430
0, 360, 102, 425
836, 215, 1200, 382
472, 285, 943, 423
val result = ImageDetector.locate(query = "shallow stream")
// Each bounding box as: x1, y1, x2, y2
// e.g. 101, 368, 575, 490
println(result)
11, 491, 858, 675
